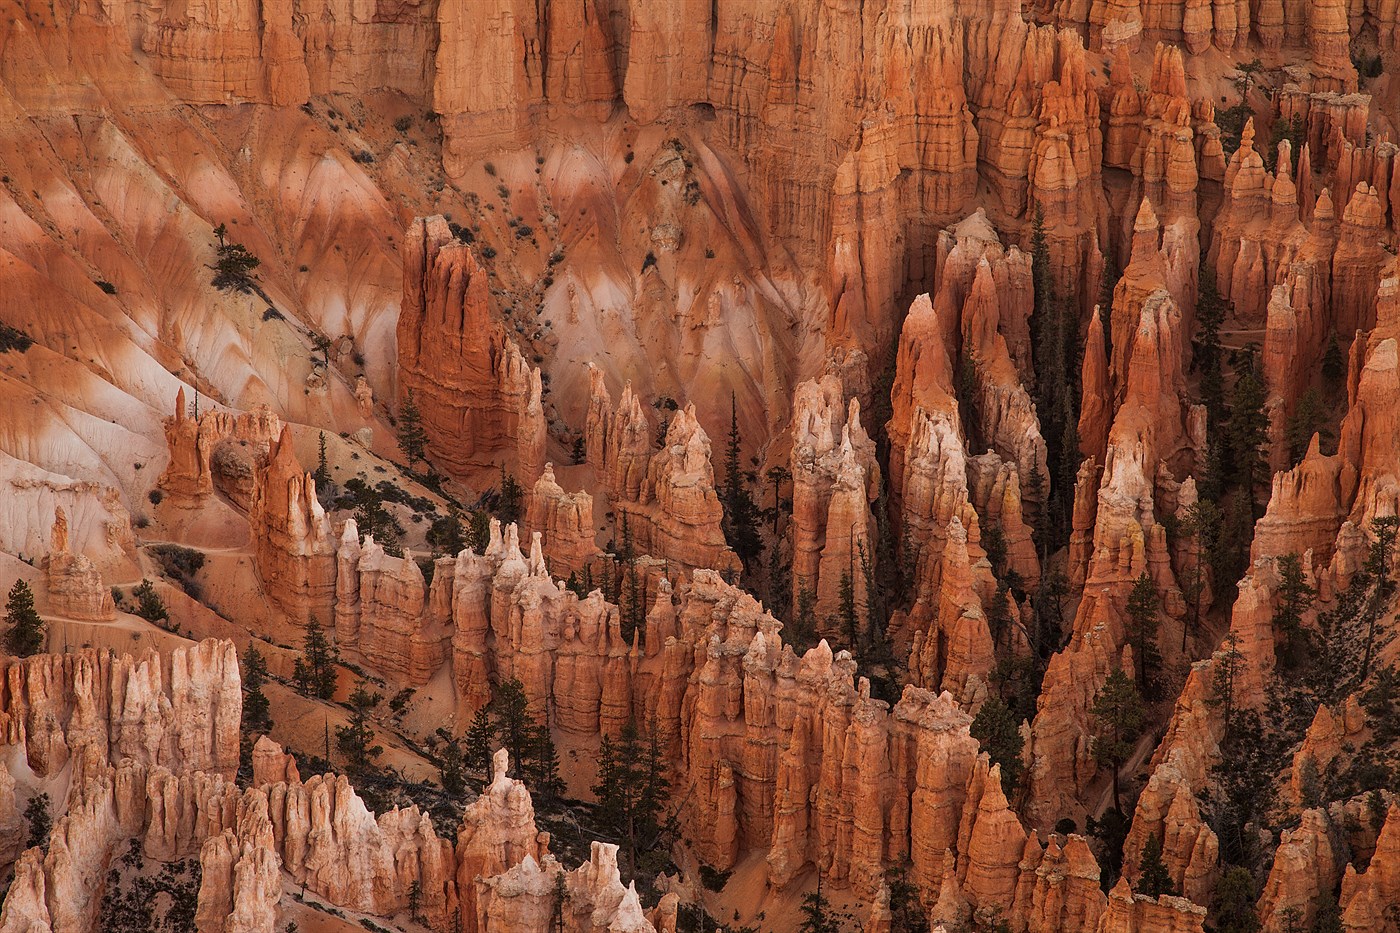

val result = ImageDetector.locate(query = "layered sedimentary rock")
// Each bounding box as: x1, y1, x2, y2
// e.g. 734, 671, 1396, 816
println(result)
0, 639, 241, 780
158, 389, 284, 506
340, 534, 451, 685
525, 463, 601, 577
1340, 803, 1400, 932
43, 506, 115, 621
398, 216, 542, 480
248, 427, 336, 625
586, 371, 739, 577
790, 369, 879, 622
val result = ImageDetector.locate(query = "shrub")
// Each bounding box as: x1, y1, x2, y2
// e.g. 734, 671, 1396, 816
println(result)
148, 489, 164, 505
352, 150, 374, 164
0, 323, 33, 353
95, 280, 117, 295
262, 307, 283, 322
394, 115, 413, 132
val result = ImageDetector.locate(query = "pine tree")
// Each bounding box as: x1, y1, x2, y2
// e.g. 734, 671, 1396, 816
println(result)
496, 465, 523, 524
766, 465, 791, 537
970, 695, 1024, 797
3, 579, 44, 656
313, 431, 331, 493
493, 678, 535, 778
334, 681, 383, 778
1211, 630, 1245, 738
591, 718, 671, 879
1285, 388, 1329, 465
241, 645, 273, 734
1091, 668, 1145, 813
291, 618, 338, 700
618, 513, 646, 643
552, 870, 568, 933
406, 880, 423, 924
1195, 266, 1228, 425
719, 394, 763, 570
397, 389, 429, 468
836, 567, 859, 651
464, 704, 496, 772
1124, 572, 1162, 696
571, 435, 587, 464
1227, 355, 1270, 517
1178, 499, 1223, 650
528, 724, 566, 805
1321, 332, 1345, 387
1213, 867, 1261, 933
790, 586, 817, 653
439, 735, 466, 794
1272, 553, 1315, 668
767, 541, 792, 626
1135, 832, 1175, 897
132, 578, 169, 626
23, 792, 51, 851
1360, 515, 1399, 682
797, 879, 839, 933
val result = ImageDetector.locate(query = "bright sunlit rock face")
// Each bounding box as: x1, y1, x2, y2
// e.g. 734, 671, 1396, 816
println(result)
1, 4, 1400, 933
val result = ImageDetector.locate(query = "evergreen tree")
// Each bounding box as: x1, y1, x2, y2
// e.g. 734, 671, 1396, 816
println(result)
1090, 668, 1146, 813
1124, 572, 1162, 696
1285, 388, 1329, 465
3, 579, 44, 656
406, 880, 423, 924
132, 578, 169, 626
836, 567, 859, 651
552, 870, 568, 933
496, 465, 524, 525
427, 510, 468, 556
1321, 332, 1345, 387
571, 435, 587, 465
797, 879, 839, 933
439, 735, 466, 795
766, 465, 791, 537
1227, 354, 1270, 516
352, 489, 401, 555
1135, 832, 1175, 897
1213, 867, 1261, 933
397, 389, 429, 468
240, 645, 273, 734
767, 540, 792, 626
528, 724, 566, 805
970, 695, 1024, 797
1211, 629, 1246, 738
210, 226, 262, 293
491, 678, 536, 777
1360, 515, 1399, 682
720, 394, 762, 569
313, 431, 332, 494
467, 509, 492, 553
591, 718, 671, 880
464, 704, 496, 772
790, 586, 817, 653
884, 866, 923, 933
291, 618, 339, 700
1178, 499, 1223, 650
618, 514, 646, 643
24, 792, 51, 851
334, 681, 383, 778
1273, 553, 1315, 668
1195, 266, 1228, 425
